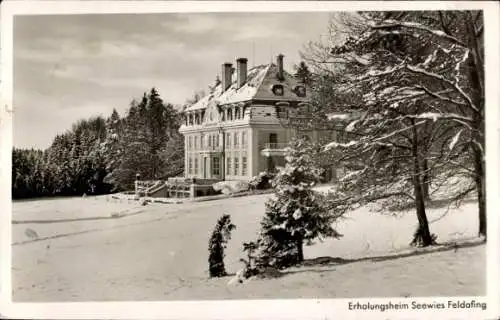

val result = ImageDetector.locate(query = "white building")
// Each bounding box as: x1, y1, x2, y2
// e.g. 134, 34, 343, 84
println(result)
180, 54, 335, 182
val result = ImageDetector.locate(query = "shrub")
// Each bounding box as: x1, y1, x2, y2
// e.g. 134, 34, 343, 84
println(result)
238, 241, 260, 279
248, 171, 275, 190
208, 214, 236, 277
212, 180, 249, 195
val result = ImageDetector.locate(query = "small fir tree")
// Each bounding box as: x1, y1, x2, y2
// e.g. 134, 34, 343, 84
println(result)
294, 61, 313, 86
255, 139, 343, 269
208, 214, 236, 277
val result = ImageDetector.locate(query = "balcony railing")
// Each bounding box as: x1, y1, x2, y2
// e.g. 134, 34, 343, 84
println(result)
262, 142, 288, 150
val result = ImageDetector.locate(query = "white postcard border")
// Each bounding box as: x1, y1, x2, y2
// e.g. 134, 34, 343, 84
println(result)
1, 1, 498, 319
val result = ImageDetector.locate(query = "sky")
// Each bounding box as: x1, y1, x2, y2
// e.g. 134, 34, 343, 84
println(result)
13, 12, 332, 149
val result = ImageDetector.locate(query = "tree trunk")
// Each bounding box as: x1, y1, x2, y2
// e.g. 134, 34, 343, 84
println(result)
464, 11, 486, 239
474, 148, 486, 238
296, 237, 304, 263
411, 123, 435, 247
422, 158, 431, 201
411, 176, 435, 247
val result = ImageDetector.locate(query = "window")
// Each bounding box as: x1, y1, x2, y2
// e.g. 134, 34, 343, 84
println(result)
213, 135, 218, 147
212, 157, 220, 175
242, 153, 247, 176
269, 133, 277, 143
234, 132, 239, 148
272, 84, 284, 96
235, 108, 240, 119
234, 156, 239, 176
188, 157, 193, 175
242, 131, 247, 148
226, 133, 231, 148
194, 136, 199, 150
200, 135, 204, 149
226, 157, 232, 175
269, 133, 278, 148
207, 134, 211, 147
277, 105, 289, 119
227, 109, 233, 121
300, 104, 311, 115
294, 85, 306, 97
194, 157, 198, 175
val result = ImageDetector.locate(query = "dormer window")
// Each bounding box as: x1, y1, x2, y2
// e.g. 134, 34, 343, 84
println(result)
276, 101, 290, 119
272, 84, 284, 96
294, 85, 306, 97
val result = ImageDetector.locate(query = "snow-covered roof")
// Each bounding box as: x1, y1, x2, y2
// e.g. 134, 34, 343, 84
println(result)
184, 63, 309, 112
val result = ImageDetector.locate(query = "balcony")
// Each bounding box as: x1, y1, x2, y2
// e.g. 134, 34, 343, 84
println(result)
260, 142, 288, 157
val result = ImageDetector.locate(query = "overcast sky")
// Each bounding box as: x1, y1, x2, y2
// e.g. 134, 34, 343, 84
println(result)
14, 12, 331, 149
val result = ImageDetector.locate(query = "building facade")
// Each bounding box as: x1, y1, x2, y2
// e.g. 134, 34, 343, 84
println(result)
179, 54, 335, 182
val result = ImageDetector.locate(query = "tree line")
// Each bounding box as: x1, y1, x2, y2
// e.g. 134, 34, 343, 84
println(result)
12, 88, 184, 199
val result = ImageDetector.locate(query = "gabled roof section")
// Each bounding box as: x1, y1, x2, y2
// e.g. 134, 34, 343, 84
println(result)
184, 63, 310, 112
253, 63, 309, 103
184, 64, 269, 112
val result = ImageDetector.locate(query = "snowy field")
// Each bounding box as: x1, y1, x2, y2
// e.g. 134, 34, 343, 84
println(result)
12, 192, 485, 301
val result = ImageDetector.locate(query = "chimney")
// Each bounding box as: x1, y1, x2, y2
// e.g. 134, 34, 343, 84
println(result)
236, 58, 248, 88
221, 62, 233, 91
276, 54, 284, 81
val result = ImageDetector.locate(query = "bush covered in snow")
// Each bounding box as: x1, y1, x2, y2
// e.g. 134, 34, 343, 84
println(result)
212, 180, 249, 195
208, 214, 236, 277
248, 171, 276, 190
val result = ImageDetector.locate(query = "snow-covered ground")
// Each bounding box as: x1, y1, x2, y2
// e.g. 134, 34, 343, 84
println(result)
12, 192, 485, 301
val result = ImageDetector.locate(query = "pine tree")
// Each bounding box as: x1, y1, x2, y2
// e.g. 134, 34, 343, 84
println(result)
294, 61, 313, 86
208, 214, 236, 277
255, 139, 343, 268
113, 100, 150, 189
